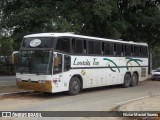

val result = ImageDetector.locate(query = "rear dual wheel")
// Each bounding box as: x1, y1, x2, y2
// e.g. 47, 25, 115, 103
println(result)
131, 73, 138, 87
123, 73, 138, 88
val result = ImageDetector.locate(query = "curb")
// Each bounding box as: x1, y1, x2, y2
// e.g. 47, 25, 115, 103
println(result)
116, 93, 160, 119
116, 92, 160, 108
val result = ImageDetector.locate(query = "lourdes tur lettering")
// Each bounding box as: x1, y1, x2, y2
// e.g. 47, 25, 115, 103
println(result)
73, 58, 99, 66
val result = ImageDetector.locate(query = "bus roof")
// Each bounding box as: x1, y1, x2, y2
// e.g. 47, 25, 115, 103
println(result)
24, 33, 148, 46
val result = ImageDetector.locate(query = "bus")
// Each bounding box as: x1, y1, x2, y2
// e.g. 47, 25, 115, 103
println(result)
14, 33, 149, 95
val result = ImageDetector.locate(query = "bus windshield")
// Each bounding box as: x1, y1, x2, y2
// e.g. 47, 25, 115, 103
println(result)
16, 50, 52, 75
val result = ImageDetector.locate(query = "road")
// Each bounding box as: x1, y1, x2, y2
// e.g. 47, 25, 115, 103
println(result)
0, 80, 160, 112
0, 76, 16, 86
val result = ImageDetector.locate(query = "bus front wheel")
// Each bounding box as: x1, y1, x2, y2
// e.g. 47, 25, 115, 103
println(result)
68, 77, 81, 95
122, 73, 131, 88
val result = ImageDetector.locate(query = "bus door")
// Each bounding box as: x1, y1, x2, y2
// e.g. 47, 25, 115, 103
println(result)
53, 53, 64, 91
62, 55, 71, 90
53, 53, 71, 91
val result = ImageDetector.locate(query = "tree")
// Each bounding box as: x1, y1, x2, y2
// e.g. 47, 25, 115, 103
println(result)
0, 36, 13, 56
0, 0, 160, 51
118, 0, 160, 47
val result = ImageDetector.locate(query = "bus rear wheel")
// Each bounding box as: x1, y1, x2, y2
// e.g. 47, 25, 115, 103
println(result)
122, 73, 131, 88
68, 77, 81, 95
131, 73, 138, 87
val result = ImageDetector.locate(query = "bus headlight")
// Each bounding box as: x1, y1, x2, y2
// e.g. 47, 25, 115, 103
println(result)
16, 78, 22, 81
38, 80, 45, 84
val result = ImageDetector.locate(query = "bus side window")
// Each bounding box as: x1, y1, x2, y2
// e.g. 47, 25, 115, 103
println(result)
126, 45, 131, 56
72, 38, 83, 54
102, 42, 104, 55
122, 44, 125, 56
104, 42, 113, 55
140, 46, 142, 57
56, 38, 70, 53
145, 47, 148, 57
83, 40, 87, 54
76, 39, 83, 54
116, 44, 122, 56
95, 41, 101, 55
142, 46, 145, 57
64, 55, 71, 72
72, 38, 75, 53
135, 46, 140, 57
88, 41, 94, 54
114, 43, 116, 56
131, 45, 135, 56
142, 46, 148, 57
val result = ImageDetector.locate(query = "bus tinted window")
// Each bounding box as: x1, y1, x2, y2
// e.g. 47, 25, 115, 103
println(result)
116, 44, 122, 56
95, 41, 101, 54
56, 38, 70, 53
114, 43, 116, 55
88, 41, 94, 54
126, 45, 131, 56
122, 44, 125, 56
72, 39, 83, 54
131, 45, 135, 56
146, 47, 148, 57
83, 40, 87, 54
142, 46, 148, 57
104, 42, 113, 55
22, 37, 54, 48
135, 46, 140, 56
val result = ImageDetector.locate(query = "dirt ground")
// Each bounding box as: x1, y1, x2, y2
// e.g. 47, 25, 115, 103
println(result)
0, 85, 26, 94
0, 83, 160, 120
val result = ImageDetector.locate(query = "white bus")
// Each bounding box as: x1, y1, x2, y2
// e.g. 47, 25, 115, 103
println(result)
15, 33, 149, 95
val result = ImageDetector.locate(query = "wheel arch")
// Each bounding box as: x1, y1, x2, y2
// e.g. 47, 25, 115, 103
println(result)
125, 71, 131, 77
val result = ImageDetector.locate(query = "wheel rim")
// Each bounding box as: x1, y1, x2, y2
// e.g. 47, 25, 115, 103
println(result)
125, 74, 131, 86
72, 81, 79, 90
132, 74, 137, 85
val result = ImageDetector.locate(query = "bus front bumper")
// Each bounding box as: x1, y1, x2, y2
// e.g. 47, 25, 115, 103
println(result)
16, 80, 52, 93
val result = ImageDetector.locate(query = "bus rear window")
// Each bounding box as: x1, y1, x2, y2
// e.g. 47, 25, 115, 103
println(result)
22, 37, 55, 48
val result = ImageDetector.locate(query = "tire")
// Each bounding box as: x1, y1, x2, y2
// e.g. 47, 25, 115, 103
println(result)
68, 77, 81, 95
122, 73, 131, 88
131, 73, 138, 87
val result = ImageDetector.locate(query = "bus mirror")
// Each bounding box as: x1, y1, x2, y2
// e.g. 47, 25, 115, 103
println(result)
11, 53, 15, 64
11, 51, 19, 64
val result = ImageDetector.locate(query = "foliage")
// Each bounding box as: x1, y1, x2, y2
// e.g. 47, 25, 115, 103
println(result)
0, 0, 160, 52
119, 0, 160, 47
0, 36, 13, 56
